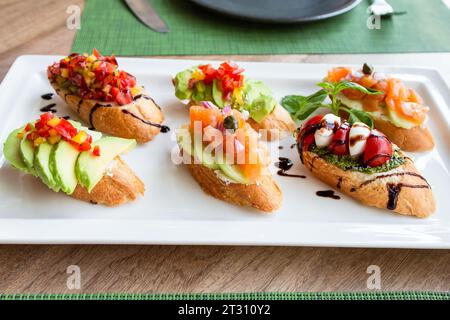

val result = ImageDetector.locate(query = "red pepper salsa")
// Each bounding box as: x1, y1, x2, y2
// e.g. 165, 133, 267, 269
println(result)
18, 112, 99, 155
47, 48, 137, 106
191, 61, 244, 100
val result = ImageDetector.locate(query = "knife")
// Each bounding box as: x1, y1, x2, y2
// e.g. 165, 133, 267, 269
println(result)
124, 0, 169, 33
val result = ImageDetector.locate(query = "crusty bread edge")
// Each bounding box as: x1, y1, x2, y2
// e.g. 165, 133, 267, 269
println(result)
49, 80, 165, 143
187, 163, 282, 213
302, 150, 436, 218
71, 157, 145, 206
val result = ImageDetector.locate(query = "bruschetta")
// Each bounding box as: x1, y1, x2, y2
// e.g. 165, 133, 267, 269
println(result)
47, 49, 167, 143
3, 113, 144, 206
176, 104, 282, 212
325, 64, 434, 151
297, 113, 435, 218
173, 61, 296, 141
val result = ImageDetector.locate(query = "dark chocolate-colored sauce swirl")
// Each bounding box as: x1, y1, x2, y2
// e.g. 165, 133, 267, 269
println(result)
41, 93, 54, 100
275, 157, 306, 178
316, 190, 340, 200
40, 103, 57, 113
121, 109, 170, 133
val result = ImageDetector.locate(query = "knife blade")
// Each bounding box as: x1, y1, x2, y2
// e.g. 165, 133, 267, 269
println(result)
124, 0, 169, 33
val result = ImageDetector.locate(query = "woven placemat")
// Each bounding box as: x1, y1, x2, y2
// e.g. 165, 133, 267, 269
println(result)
72, 0, 450, 56
0, 292, 449, 300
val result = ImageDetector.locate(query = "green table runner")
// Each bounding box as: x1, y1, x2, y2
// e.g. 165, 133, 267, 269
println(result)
72, 0, 450, 56
1, 292, 449, 300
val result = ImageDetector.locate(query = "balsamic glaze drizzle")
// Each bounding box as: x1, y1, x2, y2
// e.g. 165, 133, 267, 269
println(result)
88, 103, 111, 130
316, 190, 340, 200
40, 103, 57, 113
275, 157, 306, 178
386, 183, 429, 210
41, 93, 53, 100
121, 109, 170, 133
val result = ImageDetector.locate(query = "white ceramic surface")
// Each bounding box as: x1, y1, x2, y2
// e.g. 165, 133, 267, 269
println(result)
0, 56, 449, 247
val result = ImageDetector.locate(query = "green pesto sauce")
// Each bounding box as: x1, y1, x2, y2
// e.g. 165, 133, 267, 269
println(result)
310, 146, 405, 174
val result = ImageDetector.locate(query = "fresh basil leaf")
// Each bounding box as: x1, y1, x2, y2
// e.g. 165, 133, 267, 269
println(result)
305, 89, 328, 105
280, 95, 305, 114
281, 90, 328, 121
316, 82, 335, 92
347, 108, 374, 129
335, 81, 382, 95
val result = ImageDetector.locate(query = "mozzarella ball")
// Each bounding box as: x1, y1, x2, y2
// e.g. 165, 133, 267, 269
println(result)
314, 127, 333, 148
322, 113, 341, 129
349, 122, 371, 157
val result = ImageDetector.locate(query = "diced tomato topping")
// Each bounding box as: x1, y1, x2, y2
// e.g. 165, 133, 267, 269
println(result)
194, 61, 244, 100
23, 112, 94, 152
92, 145, 101, 156
47, 49, 136, 106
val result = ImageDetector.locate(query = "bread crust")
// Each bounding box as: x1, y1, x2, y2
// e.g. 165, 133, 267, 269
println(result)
49, 81, 164, 143
302, 150, 435, 218
187, 164, 282, 213
373, 118, 434, 152
246, 104, 297, 141
71, 157, 145, 206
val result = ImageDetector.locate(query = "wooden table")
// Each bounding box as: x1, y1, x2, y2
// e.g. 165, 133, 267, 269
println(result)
0, 0, 449, 294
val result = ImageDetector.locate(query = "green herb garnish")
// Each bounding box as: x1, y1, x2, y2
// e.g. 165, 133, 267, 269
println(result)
311, 146, 405, 174
281, 81, 382, 129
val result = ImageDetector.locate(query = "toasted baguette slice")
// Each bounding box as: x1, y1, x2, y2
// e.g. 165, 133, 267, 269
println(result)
71, 157, 145, 206
302, 150, 435, 218
188, 164, 282, 213
247, 104, 296, 141
336, 94, 434, 152
373, 118, 434, 152
49, 81, 165, 143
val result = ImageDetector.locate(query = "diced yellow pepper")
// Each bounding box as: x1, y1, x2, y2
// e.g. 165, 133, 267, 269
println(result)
233, 88, 243, 105
47, 117, 61, 128
33, 137, 46, 147
87, 54, 97, 63
131, 87, 141, 96
72, 131, 87, 144
17, 131, 24, 139
60, 68, 69, 78
48, 135, 61, 145
192, 69, 205, 81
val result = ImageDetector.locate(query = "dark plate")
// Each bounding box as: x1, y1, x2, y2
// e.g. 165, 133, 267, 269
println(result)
190, 0, 362, 23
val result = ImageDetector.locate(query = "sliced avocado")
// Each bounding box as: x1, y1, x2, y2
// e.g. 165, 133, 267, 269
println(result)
34, 142, 60, 192
3, 128, 29, 173
76, 137, 136, 193
387, 106, 417, 129
49, 140, 79, 195
176, 129, 192, 156
217, 163, 249, 184
243, 80, 276, 123
212, 79, 226, 108
193, 139, 219, 170
174, 69, 194, 100
19, 135, 36, 175
191, 83, 213, 104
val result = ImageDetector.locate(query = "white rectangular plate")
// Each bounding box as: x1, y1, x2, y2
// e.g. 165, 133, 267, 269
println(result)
0, 56, 449, 247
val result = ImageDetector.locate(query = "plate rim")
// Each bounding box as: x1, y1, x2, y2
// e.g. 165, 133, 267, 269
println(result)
190, 0, 363, 23
0, 55, 449, 248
